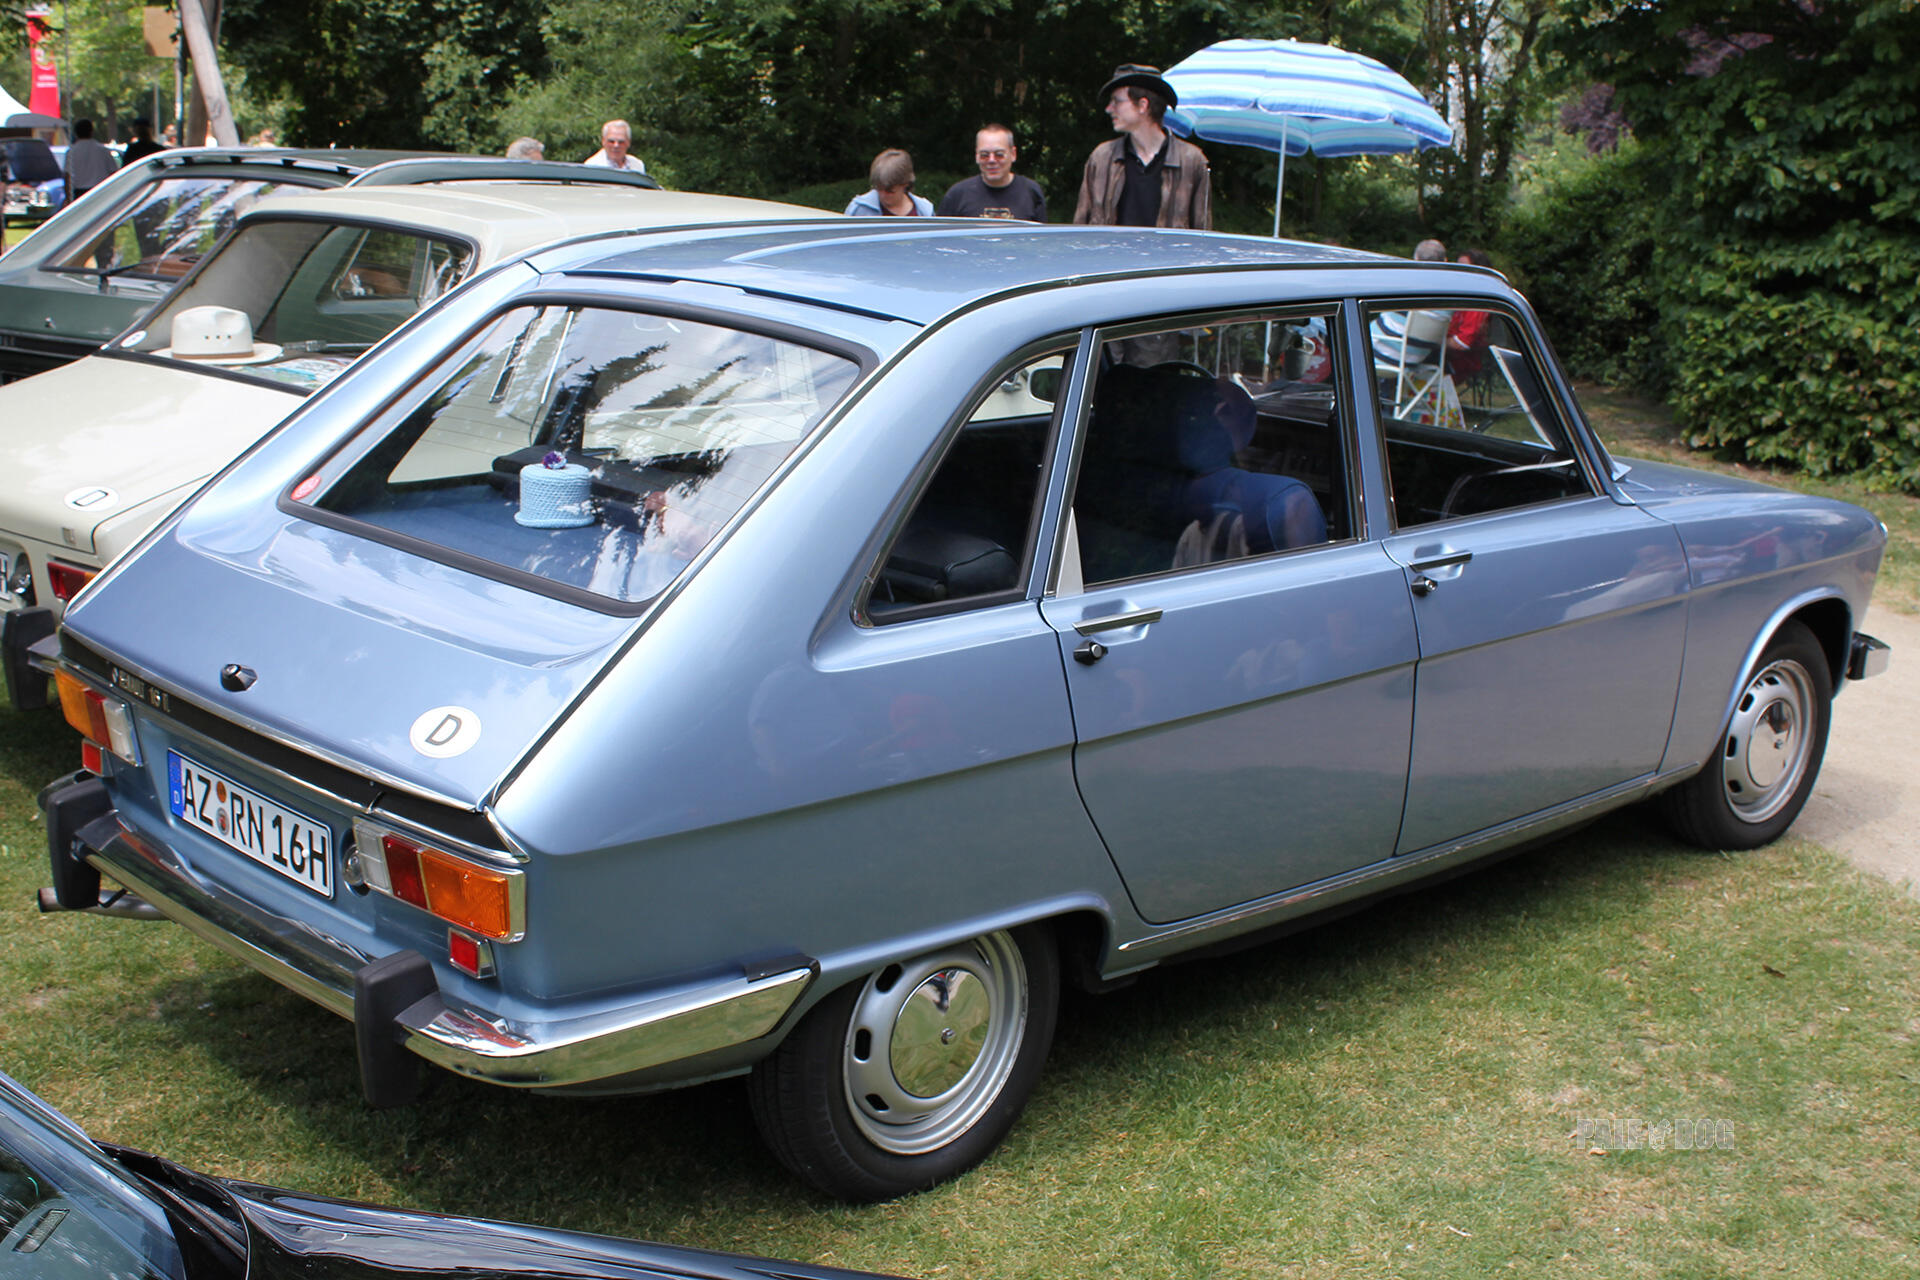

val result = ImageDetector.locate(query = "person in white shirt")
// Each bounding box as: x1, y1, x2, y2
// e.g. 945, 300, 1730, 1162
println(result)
582, 119, 645, 173
63, 119, 116, 201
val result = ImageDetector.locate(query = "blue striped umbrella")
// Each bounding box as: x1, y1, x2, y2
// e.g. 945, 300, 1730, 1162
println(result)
1163, 39, 1453, 235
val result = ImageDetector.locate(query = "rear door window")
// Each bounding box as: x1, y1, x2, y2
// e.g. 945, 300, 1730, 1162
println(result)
1070, 311, 1348, 585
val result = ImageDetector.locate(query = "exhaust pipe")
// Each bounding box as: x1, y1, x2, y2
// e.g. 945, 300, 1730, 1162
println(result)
36, 885, 166, 920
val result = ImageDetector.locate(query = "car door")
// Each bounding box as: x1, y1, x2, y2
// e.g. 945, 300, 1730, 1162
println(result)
1039, 307, 1419, 926
1366, 301, 1689, 854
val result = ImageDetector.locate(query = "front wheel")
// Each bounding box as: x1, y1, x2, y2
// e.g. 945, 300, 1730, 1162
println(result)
748, 925, 1058, 1201
1662, 620, 1832, 849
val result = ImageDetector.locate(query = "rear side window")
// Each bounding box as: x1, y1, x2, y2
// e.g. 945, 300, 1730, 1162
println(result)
50, 174, 300, 282
125, 219, 473, 392
867, 349, 1066, 621
301, 304, 860, 607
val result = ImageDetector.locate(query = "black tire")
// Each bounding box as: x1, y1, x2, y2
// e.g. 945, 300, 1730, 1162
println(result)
747, 924, 1058, 1202
1663, 620, 1832, 850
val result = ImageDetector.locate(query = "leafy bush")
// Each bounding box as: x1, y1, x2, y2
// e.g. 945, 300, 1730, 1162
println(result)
1498, 142, 1662, 392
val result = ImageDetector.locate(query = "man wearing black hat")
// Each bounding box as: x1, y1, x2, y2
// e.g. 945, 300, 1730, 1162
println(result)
1073, 63, 1211, 229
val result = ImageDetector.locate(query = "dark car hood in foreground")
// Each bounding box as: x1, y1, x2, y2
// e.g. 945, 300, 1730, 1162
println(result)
229, 1181, 891, 1280
3, 1070, 894, 1280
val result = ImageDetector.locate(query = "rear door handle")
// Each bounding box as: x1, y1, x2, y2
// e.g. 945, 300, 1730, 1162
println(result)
1073, 608, 1163, 636
1408, 551, 1473, 573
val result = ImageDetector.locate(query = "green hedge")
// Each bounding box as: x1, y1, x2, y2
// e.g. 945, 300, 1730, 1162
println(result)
1665, 231, 1920, 490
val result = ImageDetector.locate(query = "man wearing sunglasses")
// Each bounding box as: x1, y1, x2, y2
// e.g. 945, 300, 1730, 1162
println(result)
937, 124, 1047, 222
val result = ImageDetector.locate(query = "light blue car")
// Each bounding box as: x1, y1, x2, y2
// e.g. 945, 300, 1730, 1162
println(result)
37, 222, 1890, 1200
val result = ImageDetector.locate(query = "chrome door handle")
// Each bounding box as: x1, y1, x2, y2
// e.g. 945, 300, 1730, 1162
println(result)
1408, 551, 1473, 573
1073, 608, 1163, 636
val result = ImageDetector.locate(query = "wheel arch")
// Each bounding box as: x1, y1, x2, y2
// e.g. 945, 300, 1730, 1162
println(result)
1788, 596, 1853, 689
1718, 591, 1850, 736
772, 898, 1119, 1029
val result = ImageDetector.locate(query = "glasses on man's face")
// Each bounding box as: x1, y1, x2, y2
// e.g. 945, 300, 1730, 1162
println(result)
976, 149, 1010, 160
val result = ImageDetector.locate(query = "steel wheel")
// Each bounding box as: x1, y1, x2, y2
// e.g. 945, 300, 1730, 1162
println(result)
841, 932, 1029, 1156
748, 924, 1058, 1201
1719, 655, 1819, 825
1663, 620, 1832, 851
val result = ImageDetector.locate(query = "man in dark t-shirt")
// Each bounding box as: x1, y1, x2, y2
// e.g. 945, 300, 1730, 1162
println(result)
937, 124, 1047, 222
120, 117, 166, 167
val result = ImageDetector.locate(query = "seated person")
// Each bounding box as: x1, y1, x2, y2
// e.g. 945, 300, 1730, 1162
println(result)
1175, 377, 1327, 554
1445, 250, 1496, 382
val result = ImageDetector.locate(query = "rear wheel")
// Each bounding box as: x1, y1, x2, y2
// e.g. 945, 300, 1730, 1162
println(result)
1663, 621, 1831, 850
748, 925, 1058, 1201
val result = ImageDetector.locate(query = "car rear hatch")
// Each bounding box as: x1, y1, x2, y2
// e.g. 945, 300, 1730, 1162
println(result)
61, 507, 637, 812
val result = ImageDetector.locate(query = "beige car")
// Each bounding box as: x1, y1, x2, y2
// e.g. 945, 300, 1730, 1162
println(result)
0, 163, 829, 707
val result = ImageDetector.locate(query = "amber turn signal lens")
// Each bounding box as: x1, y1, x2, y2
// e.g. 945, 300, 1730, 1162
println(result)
418, 849, 514, 940
55, 670, 102, 741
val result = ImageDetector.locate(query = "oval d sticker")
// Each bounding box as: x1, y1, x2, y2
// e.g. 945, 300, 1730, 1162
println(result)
410, 706, 481, 758
64, 485, 119, 513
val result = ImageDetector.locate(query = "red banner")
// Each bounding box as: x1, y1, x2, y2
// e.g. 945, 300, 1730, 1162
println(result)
26, 8, 60, 119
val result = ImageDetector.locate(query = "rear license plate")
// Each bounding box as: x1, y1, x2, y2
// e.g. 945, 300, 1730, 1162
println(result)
168, 751, 333, 898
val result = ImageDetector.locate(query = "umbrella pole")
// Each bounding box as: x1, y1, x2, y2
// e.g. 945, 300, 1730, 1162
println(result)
1272, 117, 1290, 238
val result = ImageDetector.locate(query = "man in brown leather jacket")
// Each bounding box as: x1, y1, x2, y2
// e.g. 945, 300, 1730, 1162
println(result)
1072, 64, 1212, 229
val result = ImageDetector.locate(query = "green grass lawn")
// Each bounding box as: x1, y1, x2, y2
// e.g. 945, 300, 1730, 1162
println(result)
1, 388, 1916, 1277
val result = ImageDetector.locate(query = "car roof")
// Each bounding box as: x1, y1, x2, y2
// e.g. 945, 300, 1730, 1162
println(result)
539, 221, 1432, 326
236, 182, 836, 266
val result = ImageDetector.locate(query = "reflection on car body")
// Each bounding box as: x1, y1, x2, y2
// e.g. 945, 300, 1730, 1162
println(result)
37, 222, 1889, 1202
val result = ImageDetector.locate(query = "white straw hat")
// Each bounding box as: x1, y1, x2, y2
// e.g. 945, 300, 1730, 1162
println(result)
156, 305, 283, 365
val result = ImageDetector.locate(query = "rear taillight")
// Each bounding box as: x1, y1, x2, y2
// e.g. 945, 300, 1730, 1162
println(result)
54, 670, 141, 766
351, 819, 521, 942
47, 559, 96, 603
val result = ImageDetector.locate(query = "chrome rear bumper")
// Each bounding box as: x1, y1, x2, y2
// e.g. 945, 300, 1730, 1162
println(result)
42, 777, 814, 1100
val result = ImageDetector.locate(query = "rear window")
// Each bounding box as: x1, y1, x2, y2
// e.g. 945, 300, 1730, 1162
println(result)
122, 219, 473, 392
300, 303, 861, 607
50, 173, 302, 283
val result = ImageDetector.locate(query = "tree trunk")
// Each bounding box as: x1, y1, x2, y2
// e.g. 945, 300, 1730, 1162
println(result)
181, 0, 236, 146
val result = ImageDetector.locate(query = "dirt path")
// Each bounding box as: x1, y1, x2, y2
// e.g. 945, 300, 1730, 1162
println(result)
1797, 607, 1919, 898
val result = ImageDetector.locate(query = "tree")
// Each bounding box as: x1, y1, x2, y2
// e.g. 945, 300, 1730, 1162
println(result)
3, 1, 173, 139
1417, 0, 1555, 243
218, 0, 549, 150
500, 0, 1441, 239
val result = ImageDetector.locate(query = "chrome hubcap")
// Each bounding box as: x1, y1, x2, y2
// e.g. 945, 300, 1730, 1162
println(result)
1721, 658, 1817, 824
843, 931, 1027, 1155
